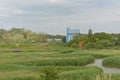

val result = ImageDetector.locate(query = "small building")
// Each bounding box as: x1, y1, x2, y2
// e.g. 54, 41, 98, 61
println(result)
54, 39, 62, 42
47, 38, 53, 42
47, 38, 62, 42
66, 27, 80, 42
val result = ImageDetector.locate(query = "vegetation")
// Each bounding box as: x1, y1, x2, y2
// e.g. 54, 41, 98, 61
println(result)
41, 66, 59, 80
68, 29, 119, 49
0, 28, 65, 43
0, 43, 119, 80
91, 74, 120, 80
15, 55, 95, 66
102, 56, 120, 68
60, 66, 103, 80
0, 28, 119, 80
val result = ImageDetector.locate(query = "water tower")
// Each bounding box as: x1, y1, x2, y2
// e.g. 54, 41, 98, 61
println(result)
66, 27, 80, 42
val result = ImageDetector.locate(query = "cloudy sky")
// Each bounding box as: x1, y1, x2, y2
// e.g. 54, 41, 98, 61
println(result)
0, 0, 120, 35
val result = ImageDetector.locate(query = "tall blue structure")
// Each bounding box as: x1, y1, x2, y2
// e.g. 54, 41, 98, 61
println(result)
66, 27, 80, 42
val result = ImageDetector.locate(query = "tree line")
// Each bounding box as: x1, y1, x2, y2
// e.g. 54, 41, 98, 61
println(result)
0, 28, 66, 43
68, 29, 120, 49
0, 28, 47, 43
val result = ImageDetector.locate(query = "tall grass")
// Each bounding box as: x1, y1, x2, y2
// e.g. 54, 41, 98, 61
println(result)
91, 74, 120, 80
15, 55, 95, 66
102, 56, 120, 68
7, 76, 40, 80
59, 66, 103, 80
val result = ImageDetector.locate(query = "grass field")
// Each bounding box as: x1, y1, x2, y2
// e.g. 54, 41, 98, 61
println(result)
0, 42, 120, 80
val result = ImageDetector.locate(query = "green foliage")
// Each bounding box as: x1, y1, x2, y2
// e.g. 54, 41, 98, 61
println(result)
88, 29, 94, 42
90, 74, 120, 80
70, 43, 79, 48
68, 29, 117, 49
62, 36, 66, 42
0, 28, 48, 43
60, 48, 74, 53
96, 40, 114, 47
84, 42, 97, 49
0, 43, 120, 80
102, 56, 120, 68
8, 76, 37, 80
60, 66, 103, 80
84, 40, 114, 49
15, 55, 95, 66
93, 32, 113, 41
78, 54, 110, 59
68, 35, 86, 48
91, 74, 112, 80
41, 66, 59, 80
90, 54, 110, 59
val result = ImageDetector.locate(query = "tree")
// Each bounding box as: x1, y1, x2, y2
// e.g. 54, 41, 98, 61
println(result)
88, 29, 93, 42
0, 29, 7, 42
33, 33, 47, 43
93, 32, 113, 41
2, 32, 12, 43
13, 34, 24, 43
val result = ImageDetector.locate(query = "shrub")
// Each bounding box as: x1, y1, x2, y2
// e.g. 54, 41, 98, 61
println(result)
96, 40, 114, 48
41, 66, 59, 80
84, 42, 97, 49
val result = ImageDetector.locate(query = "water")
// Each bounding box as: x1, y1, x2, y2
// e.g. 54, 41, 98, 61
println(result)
87, 59, 120, 73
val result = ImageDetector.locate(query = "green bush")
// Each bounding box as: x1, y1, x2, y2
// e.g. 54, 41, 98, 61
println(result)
41, 66, 59, 80
96, 40, 114, 48
84, 40, 114, 49
84, 42, 97, 49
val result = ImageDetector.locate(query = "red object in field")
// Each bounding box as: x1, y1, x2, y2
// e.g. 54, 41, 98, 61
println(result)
78, 41, 83, 48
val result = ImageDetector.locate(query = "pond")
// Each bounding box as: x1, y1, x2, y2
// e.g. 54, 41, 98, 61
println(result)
87, 59, 120, 73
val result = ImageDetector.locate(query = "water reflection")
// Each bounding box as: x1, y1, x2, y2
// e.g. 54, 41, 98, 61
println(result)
87, 59, 120, 73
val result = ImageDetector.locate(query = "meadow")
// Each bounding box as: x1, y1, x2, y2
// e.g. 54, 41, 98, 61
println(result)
0, 42, 120, 80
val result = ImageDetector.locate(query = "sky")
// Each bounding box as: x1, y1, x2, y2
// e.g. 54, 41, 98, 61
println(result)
0, 0, 120, 35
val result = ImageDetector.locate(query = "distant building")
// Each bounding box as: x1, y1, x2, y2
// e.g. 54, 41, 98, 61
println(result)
47, 38, 53, 42
66, 27, 80, 42
47, 38, 62, 42
54, 39, 62, 42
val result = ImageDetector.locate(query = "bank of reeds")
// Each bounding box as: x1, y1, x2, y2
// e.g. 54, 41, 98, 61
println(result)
15, 55, 95, 66
102, 56, 120, 68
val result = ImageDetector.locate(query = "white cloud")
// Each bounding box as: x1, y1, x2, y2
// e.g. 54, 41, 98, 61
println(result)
0, 0, 120, 34
13, 9, 28, 14
80, 7, 120, 24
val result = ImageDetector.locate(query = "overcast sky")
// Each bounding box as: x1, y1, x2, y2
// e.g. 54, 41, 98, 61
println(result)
0, 0, 120, 35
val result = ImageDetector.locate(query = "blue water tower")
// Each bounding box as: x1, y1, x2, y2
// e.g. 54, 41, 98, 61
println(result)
66, 27, 80, 42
